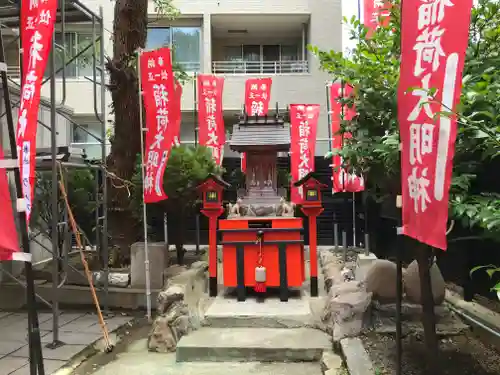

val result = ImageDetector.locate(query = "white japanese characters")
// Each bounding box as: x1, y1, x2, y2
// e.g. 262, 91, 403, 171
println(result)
371, 0, 391, 25
295, 105, 316, 199
248, 82, 269, 116
201, 78, 222, 163
17, 0, 55, 219
406, 0, 454, 213
143, 54, 171, 196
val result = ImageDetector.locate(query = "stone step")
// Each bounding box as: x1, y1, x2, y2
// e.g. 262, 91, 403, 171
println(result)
176, 327, 331, 362
91, 351, 325, 375
203, 296, 312, 328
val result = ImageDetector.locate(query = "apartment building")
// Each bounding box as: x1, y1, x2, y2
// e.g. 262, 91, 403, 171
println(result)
1, 0, 343, 158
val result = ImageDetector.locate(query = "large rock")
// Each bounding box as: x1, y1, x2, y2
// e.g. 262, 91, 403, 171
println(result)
157, 284, 185, 314
148, 315, 178, 352
364, 259, 398, 302
403, 259, 445, 305
148, 262, 208, 352
323, 281, 372, 341
324, 262, 343, 291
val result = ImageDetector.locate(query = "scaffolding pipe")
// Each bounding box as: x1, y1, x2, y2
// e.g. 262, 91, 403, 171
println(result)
99, 6, 109, 313
0, 268, 52, 308
57, 1, 67, 106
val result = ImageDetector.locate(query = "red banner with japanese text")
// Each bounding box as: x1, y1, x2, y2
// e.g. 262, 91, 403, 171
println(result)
140, 48, 175, 203
171, 80, 183, 147
363, 0, 391, 32
329, 83, 365, 193
198, 74, 225, 166
17, 0, 57, 222
0, 147, 21, 261
398, 0, 473, 250
290, 104, 320, 204
243, 78, 272, 171
244, 78, 272, 116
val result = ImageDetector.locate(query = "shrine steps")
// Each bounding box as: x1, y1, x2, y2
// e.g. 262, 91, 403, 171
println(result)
175, 327, 331, 362
176, 294, 333, 363
202, 295, 312, 328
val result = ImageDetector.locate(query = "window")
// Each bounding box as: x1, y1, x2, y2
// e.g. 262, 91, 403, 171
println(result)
146, 27, 171, 50
281, 45, 299, 61
224, 46, 242, 61
72, 124, 90, 143
45, 32, 99, 78
71, 123, 104, 160
146, 27, 201, 72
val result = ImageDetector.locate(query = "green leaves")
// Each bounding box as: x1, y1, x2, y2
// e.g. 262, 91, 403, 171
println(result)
311, 0, 500, 239
130, 145, 223, 222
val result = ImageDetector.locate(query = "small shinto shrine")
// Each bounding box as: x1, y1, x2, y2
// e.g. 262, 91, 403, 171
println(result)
199, 107, 322, 302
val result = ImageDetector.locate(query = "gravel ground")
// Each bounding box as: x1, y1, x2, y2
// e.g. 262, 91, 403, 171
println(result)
362, 332, 500, 375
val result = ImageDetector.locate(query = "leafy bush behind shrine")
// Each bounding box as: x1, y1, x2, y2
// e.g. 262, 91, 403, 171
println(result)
310, 0, 500, 241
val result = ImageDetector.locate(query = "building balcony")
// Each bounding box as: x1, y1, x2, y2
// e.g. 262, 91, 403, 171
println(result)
212, 60, 308, 75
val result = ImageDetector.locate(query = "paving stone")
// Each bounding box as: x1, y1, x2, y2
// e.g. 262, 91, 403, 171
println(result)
176, 327, 332, 362
0, 357, 28, 375
340, 337, 373, 375
321, 351, 343, 371
38, 313, 86, 331
0, 314, 28, 328
0, 341, 26, 356
59, 315, 133, 333
0, 312, 12, 320
9, 359, 66, 375
40, 331, 104, 345
9, 343, 88, 361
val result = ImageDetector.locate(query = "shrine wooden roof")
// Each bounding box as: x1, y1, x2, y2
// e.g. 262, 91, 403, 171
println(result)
229, 117, 291, 152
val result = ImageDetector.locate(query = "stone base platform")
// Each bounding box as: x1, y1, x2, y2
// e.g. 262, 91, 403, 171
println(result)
0, 281, 160, 310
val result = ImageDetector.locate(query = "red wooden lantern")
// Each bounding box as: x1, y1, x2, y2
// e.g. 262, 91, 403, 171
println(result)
294, 172, 326, 296
197, 174, 230, 296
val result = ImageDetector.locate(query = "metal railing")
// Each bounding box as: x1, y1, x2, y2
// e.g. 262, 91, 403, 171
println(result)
6, 61, 201, 79
212, 60, 309, 74
7, 65, 20, 78
71, 141, 110, 160
176, 61, 201, 72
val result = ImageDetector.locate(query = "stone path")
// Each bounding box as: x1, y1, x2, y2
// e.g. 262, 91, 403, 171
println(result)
89, 342, 324, 375
0, 310, 133, 375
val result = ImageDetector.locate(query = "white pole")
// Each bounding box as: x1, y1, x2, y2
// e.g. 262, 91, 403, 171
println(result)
164, 213, 168, 244
352, 192, 356, 247
137, 49, 152, 322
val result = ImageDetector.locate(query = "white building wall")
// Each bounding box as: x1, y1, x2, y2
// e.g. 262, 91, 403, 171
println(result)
5, 0, 342, 156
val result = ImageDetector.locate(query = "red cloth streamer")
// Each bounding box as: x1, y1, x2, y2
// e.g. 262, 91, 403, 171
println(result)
0, 147, 20, 260
254, 239, 266, 293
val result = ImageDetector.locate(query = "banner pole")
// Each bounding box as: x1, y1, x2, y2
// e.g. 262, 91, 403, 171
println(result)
0, 10, 44, 374
194, 72, 201, 253
352, 192, 356, 247
137, 49, 152, 322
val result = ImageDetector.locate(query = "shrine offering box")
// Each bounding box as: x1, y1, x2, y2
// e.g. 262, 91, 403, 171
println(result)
219, 217, 305, 288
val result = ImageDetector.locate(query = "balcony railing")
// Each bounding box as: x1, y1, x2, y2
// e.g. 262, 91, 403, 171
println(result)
5, 61, 201, 80
212, 60, 309, 75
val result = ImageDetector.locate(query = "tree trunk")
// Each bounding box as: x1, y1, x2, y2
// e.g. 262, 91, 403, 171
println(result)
105, 0, 148, 255
173, 208, 186, 265
416, 244, 439, 373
